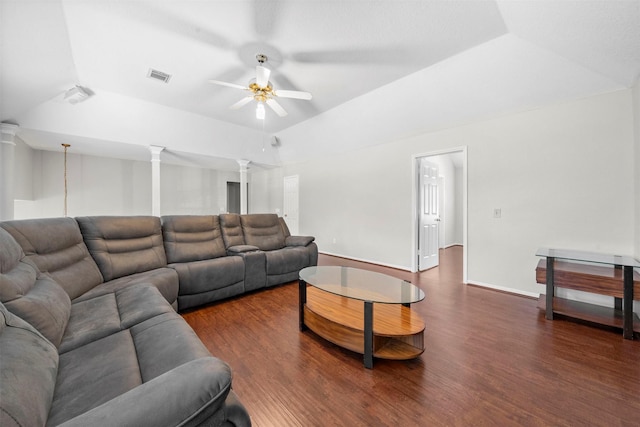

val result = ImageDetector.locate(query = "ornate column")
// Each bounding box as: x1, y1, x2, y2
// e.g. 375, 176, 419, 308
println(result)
237, 159, 250, 214
149, 145, 165, 216
0, 123, 19, 220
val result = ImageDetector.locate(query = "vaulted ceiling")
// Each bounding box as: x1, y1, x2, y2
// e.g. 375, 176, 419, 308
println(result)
2, 1, 639, 170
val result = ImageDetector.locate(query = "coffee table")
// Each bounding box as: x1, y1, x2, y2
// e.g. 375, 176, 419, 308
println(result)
299, 266, 425, 369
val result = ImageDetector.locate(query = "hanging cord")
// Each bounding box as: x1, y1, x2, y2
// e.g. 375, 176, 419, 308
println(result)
62, 143, 70, 216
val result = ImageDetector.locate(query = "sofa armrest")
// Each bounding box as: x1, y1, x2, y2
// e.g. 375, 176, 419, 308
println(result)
227, 245, 260, 254
285, 236, 315, 247
57, 357, 242, 427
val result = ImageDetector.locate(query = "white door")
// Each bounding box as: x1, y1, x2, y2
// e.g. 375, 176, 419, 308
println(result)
419, 159, 440, 271
283, 175, 299, 235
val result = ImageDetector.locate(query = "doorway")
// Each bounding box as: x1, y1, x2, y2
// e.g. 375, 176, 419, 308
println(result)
412, 148, 467, 281
226, 182, 248, 214
283, 175, 299, 235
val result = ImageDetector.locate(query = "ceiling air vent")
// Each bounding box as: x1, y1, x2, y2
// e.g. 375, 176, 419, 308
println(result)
147, 68, 171, 83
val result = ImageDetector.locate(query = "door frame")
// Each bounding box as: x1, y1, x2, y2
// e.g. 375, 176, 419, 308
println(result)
411, 146, 468, 283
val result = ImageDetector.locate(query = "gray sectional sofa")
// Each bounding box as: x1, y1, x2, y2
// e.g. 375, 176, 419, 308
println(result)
0, 213, 317, 427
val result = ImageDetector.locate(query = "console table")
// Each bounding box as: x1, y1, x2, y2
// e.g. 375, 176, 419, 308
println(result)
536, 248, 640, 339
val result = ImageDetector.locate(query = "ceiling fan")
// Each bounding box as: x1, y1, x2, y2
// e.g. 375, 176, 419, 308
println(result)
209, 54, 312, 119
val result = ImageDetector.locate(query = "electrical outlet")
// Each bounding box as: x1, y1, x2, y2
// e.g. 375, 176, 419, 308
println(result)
332, 237, 337, 244
493, 208, 501, 218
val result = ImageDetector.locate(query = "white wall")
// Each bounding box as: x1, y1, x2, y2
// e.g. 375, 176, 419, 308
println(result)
634, 78, 640, 258
13, 148, 247, 218
160, 164, 242, 215
282, 89, 635, 296
15, 150, 151, 218
249, 167, 284, 215
13, 137, 34, 200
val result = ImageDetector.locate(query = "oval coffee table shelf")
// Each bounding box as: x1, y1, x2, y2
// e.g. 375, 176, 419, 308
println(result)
304, 286, 425, 361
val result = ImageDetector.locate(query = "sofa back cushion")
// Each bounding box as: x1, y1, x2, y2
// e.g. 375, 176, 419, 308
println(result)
0, 217, 104, 299
0, 301, 59, 427
0, 228, 71, 348
162, 215, 227, 263
76, 216, 168, 282
240, 214, 286, 251
220, 214, 245, 248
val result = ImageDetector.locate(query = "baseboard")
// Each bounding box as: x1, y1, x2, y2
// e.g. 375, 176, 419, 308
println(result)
467, 280, 539, 299
318, 251, 412, 272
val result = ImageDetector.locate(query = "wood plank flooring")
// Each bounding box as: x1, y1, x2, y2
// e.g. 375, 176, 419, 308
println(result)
181, 246, 640, 426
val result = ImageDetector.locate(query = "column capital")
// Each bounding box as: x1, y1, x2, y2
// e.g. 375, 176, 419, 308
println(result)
237, 159, 251, 170
1, 123, 19, 145
149, 145, 165, 162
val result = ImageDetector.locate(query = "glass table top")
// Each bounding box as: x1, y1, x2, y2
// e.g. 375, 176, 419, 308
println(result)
536, 248, 640, 268
299, 266, 425, 304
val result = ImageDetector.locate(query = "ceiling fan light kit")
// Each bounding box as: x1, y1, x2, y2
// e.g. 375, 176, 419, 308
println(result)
209, 54, 312, 119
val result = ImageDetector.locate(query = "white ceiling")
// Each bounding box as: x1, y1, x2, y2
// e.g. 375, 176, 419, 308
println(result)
1, 0, 639, 170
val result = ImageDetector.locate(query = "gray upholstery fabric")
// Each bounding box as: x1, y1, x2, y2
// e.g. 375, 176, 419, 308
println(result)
76, 216, 168, 281
219, 214, 245, 248
0, 227, 71, 348
0, 302, 58, 427
237, 250, 266, 292
72, 267, 179, 308
49, 309, 219, 426
278, 217, 291, 238
219, 391, 253, 427
226, 245, 259, 254
285, 236, 315, 247
162, 215, 227, 262
171, 256, 245, 310
240, 214, 286, 251
177, 283, 245, 311
55, 358, 233, 427
4, 276, 71, 348
265, 247, 310, 276
0, 217, 104, 299
308, 242, 319, 267
49, 329, 144, 425
59, 285, 174, 354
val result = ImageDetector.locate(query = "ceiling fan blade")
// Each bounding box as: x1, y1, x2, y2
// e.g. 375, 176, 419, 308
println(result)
273, 89, 312, 100
208, 80, 248, 91
266, 99, 288, 117
256, 65, 271, 87
230, 96, 254, 110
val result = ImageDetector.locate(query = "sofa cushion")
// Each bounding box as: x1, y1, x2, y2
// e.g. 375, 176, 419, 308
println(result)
220, 213, 245, 248
59, 285, 175, 354
0, 227, 71, 348
162, 215, 226, 263
240, 214, 286, 251
0, 217, 104, 299
55, 358, 234, 427
0, 302, 59, 427
171, 256, 244, 296
71, 267, 179, 309
265, 247, 310, 276
48, 311, 214, 426
76, 216, 168, 281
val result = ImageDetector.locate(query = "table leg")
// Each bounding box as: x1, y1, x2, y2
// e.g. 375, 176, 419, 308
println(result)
623, 266, 634, 340
299, 279, 308, 332
545, 257, 555, 320
364, 301, 374, 369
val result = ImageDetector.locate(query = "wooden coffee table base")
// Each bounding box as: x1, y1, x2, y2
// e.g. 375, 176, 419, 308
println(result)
301, 286, 425, 368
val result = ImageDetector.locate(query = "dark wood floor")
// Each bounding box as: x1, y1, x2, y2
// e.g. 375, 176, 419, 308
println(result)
182, 247, 640, 426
